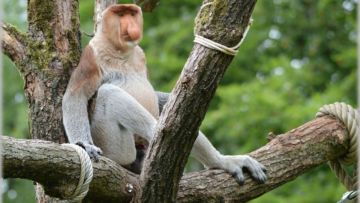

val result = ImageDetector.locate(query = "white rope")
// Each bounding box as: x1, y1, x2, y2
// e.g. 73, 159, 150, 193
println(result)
316, 102, 359, 164
316, 102, 359, 191
194, 2, 253, 56
62, 144, 93, 203
337, 190, 358, 203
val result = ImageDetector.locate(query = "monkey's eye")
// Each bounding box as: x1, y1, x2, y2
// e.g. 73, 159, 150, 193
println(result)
117, 12, 124, 17
131, 12, 136, 16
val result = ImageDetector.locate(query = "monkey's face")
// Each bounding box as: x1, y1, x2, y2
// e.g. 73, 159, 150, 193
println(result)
102, 4, 143, 51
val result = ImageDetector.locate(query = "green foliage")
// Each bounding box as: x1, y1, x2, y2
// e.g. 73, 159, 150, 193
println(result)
2, 0, 356, 202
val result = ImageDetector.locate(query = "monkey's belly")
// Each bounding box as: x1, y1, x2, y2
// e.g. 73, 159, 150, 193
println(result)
116, 76, 157, 151
119, 76, 159, 118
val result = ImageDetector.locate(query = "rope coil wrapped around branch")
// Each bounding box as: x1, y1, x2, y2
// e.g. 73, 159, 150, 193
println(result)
62, 144, 93, 202
193, 2, 253, 56
316, 102, 359, 190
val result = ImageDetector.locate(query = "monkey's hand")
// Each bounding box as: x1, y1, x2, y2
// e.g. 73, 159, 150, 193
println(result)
76, 142, 103, 162
218, 155, 267, 185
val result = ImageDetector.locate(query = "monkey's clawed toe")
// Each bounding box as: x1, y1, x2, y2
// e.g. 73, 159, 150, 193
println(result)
221, 155, 267, 185
76, 141, 103, 162
232, 169, 245, 185
240, 156, 267, 184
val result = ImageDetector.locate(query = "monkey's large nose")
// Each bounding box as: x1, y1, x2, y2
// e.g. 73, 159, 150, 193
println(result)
122, 19, 141, 41
127, 23, 141, 41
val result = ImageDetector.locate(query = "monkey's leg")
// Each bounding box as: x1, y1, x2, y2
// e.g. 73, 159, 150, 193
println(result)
156, 91, 267, 184
91, 83, 156, 165
192, 132, 267, 184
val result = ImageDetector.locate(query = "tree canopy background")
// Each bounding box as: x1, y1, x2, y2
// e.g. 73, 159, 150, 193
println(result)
2, 0, 356, 202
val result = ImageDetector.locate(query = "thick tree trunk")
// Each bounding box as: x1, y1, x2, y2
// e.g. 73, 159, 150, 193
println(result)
27, 1, 81, 202
2, 116, 349, 202
26, 0, 80, 143
2, 1, 81, 202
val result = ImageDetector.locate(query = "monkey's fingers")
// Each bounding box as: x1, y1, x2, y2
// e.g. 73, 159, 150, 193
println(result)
88, 146, 103, 162
90, 150, 100, 162
76, 142, 103, 162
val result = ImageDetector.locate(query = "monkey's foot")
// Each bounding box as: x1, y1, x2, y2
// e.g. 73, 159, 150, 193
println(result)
219, 155, 267, 185
76, 142, 103, 162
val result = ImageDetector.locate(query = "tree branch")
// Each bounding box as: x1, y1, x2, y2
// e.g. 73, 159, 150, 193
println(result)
133, 0, 160, 12
3, 116, 350, 202
1, 23, 28, 71
94, 0, 117, 33
2, 135, 137, 202
137, 1, 258, 202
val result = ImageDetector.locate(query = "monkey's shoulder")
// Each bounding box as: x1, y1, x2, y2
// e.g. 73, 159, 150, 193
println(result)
67, 46, 101, 94
77, 45, 99, 73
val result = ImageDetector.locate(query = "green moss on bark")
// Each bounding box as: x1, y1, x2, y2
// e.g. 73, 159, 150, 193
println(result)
26, 0, 81, 71
194, 0, 255, 48
28, 0, 55, 35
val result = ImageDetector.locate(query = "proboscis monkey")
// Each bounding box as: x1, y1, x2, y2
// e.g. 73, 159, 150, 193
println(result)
62, 4, 267, 184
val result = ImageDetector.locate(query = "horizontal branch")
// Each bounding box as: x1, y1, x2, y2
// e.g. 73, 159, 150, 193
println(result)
1, 23, 28, 70
2, 136, 137, 202
2, 115, 349, 202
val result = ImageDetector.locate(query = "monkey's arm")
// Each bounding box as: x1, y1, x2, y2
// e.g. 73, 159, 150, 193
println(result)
156, 91, 267, 184
62, 46, 102, 160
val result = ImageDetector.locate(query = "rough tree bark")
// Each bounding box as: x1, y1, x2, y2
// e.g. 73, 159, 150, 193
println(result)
3, 0, 81, 202
2, 116, 350, 202
136, 1, 257, 202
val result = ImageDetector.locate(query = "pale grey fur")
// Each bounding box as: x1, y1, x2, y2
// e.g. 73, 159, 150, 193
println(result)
63, 91, 93, 144
63, 87, 103, 158
91, 84, 156, 165
156, 92, 267, 184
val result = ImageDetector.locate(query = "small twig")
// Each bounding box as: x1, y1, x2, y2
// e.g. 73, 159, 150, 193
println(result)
81, 31, 94, 38
267, 132, 277, 141
1, 22, 29, 72
133, 0, 160, 12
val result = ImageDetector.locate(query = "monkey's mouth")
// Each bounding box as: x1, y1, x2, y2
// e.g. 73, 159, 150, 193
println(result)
121, 34, 132, 41
125, 40, 138, 48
